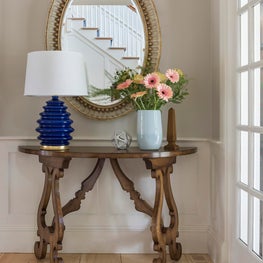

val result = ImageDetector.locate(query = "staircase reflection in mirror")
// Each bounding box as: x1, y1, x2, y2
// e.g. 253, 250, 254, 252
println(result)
62, 1, 144, 106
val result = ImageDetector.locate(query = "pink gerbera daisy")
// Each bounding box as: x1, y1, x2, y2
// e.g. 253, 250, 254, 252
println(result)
165, 69, 180, 83
117, 79, 133, 90
144, 73, 160, 88
157, 84, 173, 101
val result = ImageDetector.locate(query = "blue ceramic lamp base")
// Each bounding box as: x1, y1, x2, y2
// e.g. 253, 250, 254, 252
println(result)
36, 96, 74, 150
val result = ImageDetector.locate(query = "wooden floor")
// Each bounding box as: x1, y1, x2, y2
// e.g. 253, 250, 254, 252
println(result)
0, 253, 213, 263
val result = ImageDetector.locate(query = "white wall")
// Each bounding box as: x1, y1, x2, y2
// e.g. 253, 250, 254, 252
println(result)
0, 0, 212, 139
0, 0, 215, 255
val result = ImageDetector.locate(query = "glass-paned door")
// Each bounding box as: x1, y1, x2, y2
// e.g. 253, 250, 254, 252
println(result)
234, 0, 263, 262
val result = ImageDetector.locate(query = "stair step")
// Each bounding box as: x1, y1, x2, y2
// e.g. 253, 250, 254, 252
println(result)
92, 37, 113, 50
109, 47, 127, 51
107, 47, 126, 60
80, 27, 99, 38
122, 56, 140, 60
81, 27, 99, 31
121, 57, 139, 68
68, 17, 85, 21
95, 37, 113, 40
69, 18, 85, 30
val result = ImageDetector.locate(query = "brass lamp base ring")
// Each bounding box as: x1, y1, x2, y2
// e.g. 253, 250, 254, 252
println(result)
40, 145, 69, 151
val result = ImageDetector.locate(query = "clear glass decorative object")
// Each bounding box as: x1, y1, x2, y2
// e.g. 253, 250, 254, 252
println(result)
112, 130, 132, 150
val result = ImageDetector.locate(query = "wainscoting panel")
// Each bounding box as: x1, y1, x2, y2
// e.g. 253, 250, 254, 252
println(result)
9, 152, 42, 216
0, 138, 210, 253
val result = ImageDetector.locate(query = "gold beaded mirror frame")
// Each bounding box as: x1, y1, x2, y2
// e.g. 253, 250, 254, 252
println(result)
46, 0, 161, 120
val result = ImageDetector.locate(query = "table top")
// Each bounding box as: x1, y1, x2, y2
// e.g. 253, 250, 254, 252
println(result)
19, 146, 197, 159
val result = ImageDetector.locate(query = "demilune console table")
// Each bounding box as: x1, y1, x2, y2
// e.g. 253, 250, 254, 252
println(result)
19, 146, 197, 263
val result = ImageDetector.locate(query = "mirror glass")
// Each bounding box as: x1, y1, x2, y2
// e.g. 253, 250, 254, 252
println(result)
46, 0, 161, 119
61, 0, 145, 106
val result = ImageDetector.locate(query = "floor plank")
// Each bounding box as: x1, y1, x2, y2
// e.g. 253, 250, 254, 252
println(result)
0, 253, 39, 263
0, 253, 81, 263
185, 254, 213, 263
0, 253, 213, 263
80, 254, 121, 263
122, 254, 192, 263
121, 254, 154, 263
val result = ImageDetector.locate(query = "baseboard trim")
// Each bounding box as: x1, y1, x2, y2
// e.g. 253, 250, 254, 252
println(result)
0, 224, 209, 253
0, 224, 209, 232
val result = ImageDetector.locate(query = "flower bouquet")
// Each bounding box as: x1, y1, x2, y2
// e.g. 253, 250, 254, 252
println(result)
90, 66, 189, 110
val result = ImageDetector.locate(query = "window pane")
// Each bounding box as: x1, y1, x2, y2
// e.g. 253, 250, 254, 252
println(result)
253, 197, 263, 258
241, 11, 248, 66
254, 3, 261, 62
254, 68, 263, 126
240, 0, 248, 8
240, 189, 249, 244
254, 133, 263, 192
240, 131, 249, 184
240, 71, 249, 125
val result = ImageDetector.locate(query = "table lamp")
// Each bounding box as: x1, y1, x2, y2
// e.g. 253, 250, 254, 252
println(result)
24, 51, 88, 150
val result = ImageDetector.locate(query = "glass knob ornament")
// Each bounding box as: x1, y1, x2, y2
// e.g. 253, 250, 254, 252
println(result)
112, 130, 132, 150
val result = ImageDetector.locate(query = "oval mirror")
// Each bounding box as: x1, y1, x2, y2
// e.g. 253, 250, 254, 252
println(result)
46, 0, 161, 120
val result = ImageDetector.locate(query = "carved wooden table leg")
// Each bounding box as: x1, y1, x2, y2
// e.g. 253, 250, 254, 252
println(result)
163, 164, 182, 260
110, 159, 153, 216
144, 157, 181, 263
151, 167, 166, 263
35, 156, 71, 263
62, 158, 105, 216
34, 163, 51, 260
